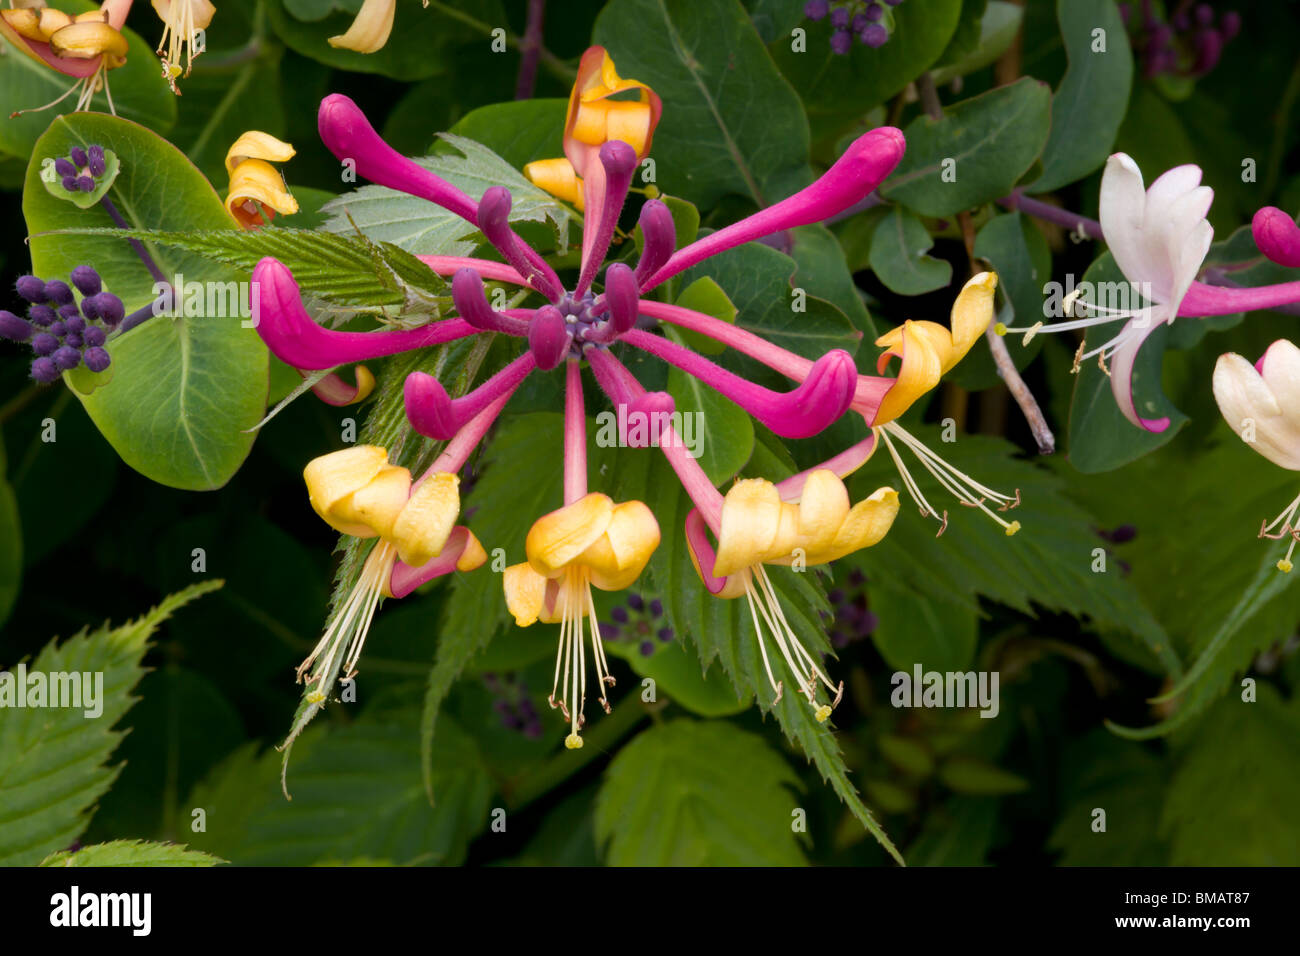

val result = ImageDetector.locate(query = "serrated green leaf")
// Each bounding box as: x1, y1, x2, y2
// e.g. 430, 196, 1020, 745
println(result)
40, 840, 224, 867
321, 133, 573, 257
594, 719, 807, 866
0, 581, 222, 866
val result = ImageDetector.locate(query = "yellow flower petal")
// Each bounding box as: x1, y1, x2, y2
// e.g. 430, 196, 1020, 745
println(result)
391, 472, 460, 568
949, 271, 998, 364
504, 562, 547, 627
226, 158, 299, 228
526, 493, 615, 576
304, 444, 389, 532
327, 0, 395, 53
225, 131, 296, 176
872, 320, 945, 426
713, 479, 783, 578
810, 487, 900, 564
584, 500, 660, 591
2, 9, 45, 41
795, 469, 851, 555
456, 529, 488, 572
331, 463, 410, 539
48, 20, 127, 59
523, 157, 584, 210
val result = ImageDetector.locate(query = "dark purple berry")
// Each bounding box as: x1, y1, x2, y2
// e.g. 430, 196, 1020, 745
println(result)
627, 593, 644, 612
57, 303, 80, 321
83, 347, 110, 373
829, 6, 849, 27
54, 158, 76, 178
598, 622, 620, 641
64, 332, 83, 348
70, 265, 101, 297
69, 146, 88, 168
861, 23, 888, 46
30, 357, 59, 383
884, 0, 902, 5
82, 325, 106, 347
830, 28, 852, 53
657, 627, 673, 642
47, 320, 66, 338
93, 293, 124, 325
15, 275, 46, 303
31, 332, 58, 355
80, 296, 101, 320
88, 145, 106, 177
851, 13, 867, 30
649, 598, 663, 617
611, 606, 629, 623
64, 315, 85, 334
1221, 11, 1241, 39
803, 0, 829, 20
77, 176, 95, 192
865, 2, 883, 21
0, 311, 33, 341
52, 346, 80, 371
44, 279, 73, 306
28, 304, 56, 327
1195, 3, 1214, 26
639, 640, 654, 657
62, 175, 79, 192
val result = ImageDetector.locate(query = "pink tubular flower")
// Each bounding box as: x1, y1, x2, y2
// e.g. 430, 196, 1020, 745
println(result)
999, 154, 1300, 432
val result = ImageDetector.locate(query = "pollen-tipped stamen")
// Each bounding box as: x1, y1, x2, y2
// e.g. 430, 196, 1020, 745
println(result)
296, 540, 397, 691
877, 421, 1021, 537
1259, 489, 1300, 573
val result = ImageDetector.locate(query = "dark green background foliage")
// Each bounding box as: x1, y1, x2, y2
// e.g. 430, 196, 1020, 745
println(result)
1, 0, 1299, 867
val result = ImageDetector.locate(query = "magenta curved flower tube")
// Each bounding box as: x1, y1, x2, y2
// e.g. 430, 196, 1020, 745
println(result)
404, 352, 537, 439
252, 257, 476, 369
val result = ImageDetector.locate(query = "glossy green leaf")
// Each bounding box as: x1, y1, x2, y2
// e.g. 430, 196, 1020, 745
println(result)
671, 276, 737, 356
40, 840, 224, 867
594, 0, 810, 207
24, 113, 268, 490
1028, 0, 1134, 194
870, 580, 978, 674
869, 206, 953, 296
881, 77, 1052, 218
665, 342, 754, 485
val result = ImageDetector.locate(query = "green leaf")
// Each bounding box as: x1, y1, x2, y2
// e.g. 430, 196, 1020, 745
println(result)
321, 133, 574, 257
671, 276, 737, 356
881, 77, 1052, 217
870, 580, 977, 673
0, 581, 222, 866
605, 635, 749, 718
265, 0, 504, 81
1027, 0, 1134, 194
850, 427, 1179, 675
665, 350, 754, 485
682, 240, 861, 361
1159, 686, 1300, 865
187, 709, 492, 866
60, 226, 448, 310
448, 99, 568, 168
937, 756, 1029, 795
868, 207, 953, 296
1065, 253, 1186, 473
0, 0, 175, 159
769, 0, 963, 140
24, 113, 268, 491
929, 1, 1025, 86
905, 796, 999, 865
790, 224, 875, 336
40, 840, 224, 867
594, 719, 807, 865
593, 0, 810, 207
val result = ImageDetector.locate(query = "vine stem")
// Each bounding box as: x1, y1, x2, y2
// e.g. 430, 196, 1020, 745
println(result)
424, 0, 575, 84
917, 71, 1056, 455
99, 196, 170, 288
514, 0, 546, 100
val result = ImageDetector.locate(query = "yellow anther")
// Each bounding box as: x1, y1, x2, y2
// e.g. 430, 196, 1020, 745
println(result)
993, 321, 1007, 336
644, 184, 660, 199
1005, 520, 1021, 536
564, 733, 585, 750
306, 690, 326, 704
814, 704, 833, 723
1022, 321, 1044, 345
1278, 558, 1293, 573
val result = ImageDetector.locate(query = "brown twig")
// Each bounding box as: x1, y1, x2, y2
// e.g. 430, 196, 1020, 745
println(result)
916, 71, 1056, 455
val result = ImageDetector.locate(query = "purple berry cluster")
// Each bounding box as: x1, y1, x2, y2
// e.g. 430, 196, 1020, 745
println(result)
826, 568, 878, 649
1120, 1, 1241, 79
482, 672, 543, 738
1, 267, 123, 383
804, 0, 903, 53
599, 592, 673, 657
51, 144, 108, 194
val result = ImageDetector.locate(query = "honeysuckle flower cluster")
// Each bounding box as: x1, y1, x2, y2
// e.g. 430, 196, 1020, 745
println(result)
252, 47, 1016, 749
1213, 338, 1300, 573
999, 153, 1300, 432
1120, 0, 1240, 79
803, 0, 904, 52
2, 268, 122, 382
